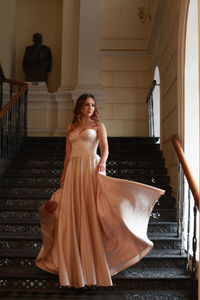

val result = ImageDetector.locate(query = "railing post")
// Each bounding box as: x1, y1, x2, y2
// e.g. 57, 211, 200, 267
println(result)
192, 205, 197, 275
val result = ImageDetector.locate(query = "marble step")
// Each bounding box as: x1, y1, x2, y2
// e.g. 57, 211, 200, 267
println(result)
15, 151, 163, 160
0, 267, 193, 291
10, 158, 165, 169
0, 248, 185, 258
5, 166, 168, 177
0, 207, 177, 222
0, 184, 172, 197
0, 195, 176, 209
20, 143, 161, 153
0, 233, 181, 251
24, 136, 159, 145
0, 174, 170, 185
0, 289, 196, 300
0, 217, 178, 238
0, 251, 187, 269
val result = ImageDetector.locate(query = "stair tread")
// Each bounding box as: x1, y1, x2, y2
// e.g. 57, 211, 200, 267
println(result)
0, 229, 179, 238
11, 157, 165, 162
0, 218, 178, 224
2, 174, 169, 178
0, 232, 181, 242
0, 267, 191, 280
0, 206, 176, 211
0, 248, 184, 258
0, 289, 196, 299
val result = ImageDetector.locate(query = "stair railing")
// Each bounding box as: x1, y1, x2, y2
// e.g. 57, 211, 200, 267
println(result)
171, 134, 199, 277
0, 64, 28, 178
146, 80, 158, 137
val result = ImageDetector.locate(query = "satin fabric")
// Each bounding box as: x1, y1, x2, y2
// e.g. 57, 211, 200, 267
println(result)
36, 129, 165, 287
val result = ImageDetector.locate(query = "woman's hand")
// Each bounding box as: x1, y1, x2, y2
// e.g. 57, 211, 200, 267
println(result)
97, 123, 108, 174
97, 160, 106, 173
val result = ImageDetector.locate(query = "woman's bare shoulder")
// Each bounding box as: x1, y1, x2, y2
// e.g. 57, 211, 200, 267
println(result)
96, 122, 106, 130
66, 123, 73, 135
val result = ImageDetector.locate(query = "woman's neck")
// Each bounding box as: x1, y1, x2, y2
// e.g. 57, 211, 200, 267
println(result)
80, 116, 92, 125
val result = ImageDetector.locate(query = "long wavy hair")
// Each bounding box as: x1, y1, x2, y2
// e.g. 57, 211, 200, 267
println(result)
71, 94, 99, 129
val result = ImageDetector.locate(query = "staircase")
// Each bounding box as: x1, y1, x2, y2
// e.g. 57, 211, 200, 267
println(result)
0, 137, 197, 299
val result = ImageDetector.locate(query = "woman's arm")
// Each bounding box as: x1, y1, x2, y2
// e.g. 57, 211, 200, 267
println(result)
97, 123, 109, 173
60, 124, 72, 186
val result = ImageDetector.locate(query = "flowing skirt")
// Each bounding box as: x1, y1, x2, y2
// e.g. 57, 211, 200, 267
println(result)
36, 154, 164, 287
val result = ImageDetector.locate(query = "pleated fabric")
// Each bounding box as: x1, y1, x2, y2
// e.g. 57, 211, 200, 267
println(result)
36, 129, 165, 287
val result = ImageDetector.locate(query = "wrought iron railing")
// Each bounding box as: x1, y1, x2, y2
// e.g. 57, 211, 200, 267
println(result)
171, 134, 199, 277
146, 80, 158, 137
0, 64, 28, 177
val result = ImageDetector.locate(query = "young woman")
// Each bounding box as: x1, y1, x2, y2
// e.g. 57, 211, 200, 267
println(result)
36, 93, 164, 288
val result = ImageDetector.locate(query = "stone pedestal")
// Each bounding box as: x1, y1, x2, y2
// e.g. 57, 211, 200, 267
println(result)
53, 87, 74, 136
26, 82, 57, 136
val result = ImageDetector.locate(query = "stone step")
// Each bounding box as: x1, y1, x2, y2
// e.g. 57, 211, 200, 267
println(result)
5, 166, 168, 177
0, 195, 176, 209
19, 143, 162, 154
24, 136, 159, 145
0, 252, 187, 269
0, 233, 181, 251
0, 217, 178, 235
10, 158, 165, 169
0, 174, 170, 186
0, 183, 172, 197
0, 267, 193, 291
0, 248, 184, 259
0, 207, 177, 222
0, 289, 196, 299
16, 150, 163, 159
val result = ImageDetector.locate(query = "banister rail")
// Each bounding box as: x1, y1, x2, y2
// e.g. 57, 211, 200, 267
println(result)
171, 134, 199, 210
0, 64, 28, 178
0, 83, 27, 118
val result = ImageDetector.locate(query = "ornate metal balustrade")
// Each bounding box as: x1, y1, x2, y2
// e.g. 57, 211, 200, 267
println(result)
172, 135, 199, 278
0, 65, 28, 178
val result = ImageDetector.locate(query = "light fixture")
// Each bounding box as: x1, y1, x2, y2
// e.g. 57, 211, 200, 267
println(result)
137, 7, 151, 24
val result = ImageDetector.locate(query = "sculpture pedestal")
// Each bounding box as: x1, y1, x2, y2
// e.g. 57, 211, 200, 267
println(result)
53, 87, 73, 136
26, 82, 57, 136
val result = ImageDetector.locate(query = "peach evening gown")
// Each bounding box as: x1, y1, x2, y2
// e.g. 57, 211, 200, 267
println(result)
35, 129, 165, 287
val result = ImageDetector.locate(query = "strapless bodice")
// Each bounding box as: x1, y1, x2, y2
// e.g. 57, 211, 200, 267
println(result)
69, 129, 98, 158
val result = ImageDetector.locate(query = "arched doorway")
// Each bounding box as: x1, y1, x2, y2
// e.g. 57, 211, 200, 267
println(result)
152, 66, 160, 138
184, 0, 199, 259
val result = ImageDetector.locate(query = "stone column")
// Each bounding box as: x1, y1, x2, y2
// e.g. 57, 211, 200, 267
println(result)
53, 0, 79, 136
71, 0, 106, 110
54, 0, 106, 136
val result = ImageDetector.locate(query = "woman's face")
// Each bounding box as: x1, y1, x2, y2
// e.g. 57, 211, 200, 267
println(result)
80, 97, 95, 118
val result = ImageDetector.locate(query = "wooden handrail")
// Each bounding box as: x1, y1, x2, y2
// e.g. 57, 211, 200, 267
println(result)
0, 63, 28, 118
0, 84, 27, 118
171, 134, 200, 210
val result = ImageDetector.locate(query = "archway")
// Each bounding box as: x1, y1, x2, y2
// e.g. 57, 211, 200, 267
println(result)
152, 66, 160, 138
184, 0, 199, 258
